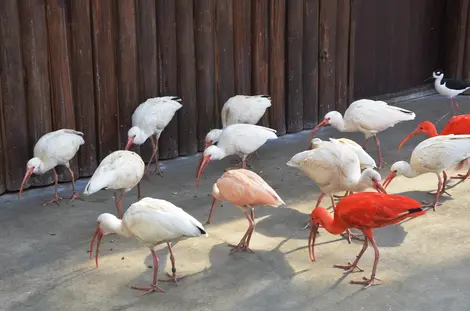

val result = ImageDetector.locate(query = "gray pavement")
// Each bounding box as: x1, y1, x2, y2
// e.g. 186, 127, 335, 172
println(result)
1, 95, 470, 311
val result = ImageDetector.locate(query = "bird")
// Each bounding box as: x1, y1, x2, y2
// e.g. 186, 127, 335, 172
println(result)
205, 169, 284, 252
397, 116, 470, 180
203, 95, 271, 149
196, 124, 277, 187
308, 192, 425, 289
309, 99, 416, 168
426, 69, 470, 115
83, 150, 145, 219
89, 197, 207, 296
286, 139, 387, 241
18, 129, 84, 205
125, 96, 182, 177
383, 134, 470, 210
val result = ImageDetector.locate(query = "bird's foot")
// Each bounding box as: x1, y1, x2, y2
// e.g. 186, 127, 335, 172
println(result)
68, 192, 81, 203
350, 276, 382, 290
43, 194, 63, 206
333, 261, 364, 274
131, 284, 165, 296
228, 243, 254, 254
158, 272, 186, 285
146, 164, 164, 178
421, 200, 442, 211
341, 229, 364, 244
427, 189, 451, 196
451, 173, 470, 181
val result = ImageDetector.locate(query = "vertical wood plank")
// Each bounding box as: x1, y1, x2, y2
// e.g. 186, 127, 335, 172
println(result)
19, 0, 54, 186
156, 0, 179, 159
347, 0, 360, 102
252, 0, 270, 127
0, 82, 5, 194
269, 0, 286, 134
0, 0, 30, 191
286, 0, 303, 132
335, 0, 350, 113
215, 0, 235, 128
464, 1, 470, 79
116, 0, 139, 149
233, 0, 252, 94
45, 0, 77, 182
136, 0, 158, 160
91, 0, 119, 160
69, 0, 98, 177
318, 0, 338, 117
194, 0, 216, 150
303, 0, 319, 128
176, 0, 198, 155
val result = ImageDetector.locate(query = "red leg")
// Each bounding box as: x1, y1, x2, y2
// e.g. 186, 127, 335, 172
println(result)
422, 173, 444, 211
137, 183, 141, 200
206, 197, 217, 224
147, 136, 163, 177
451, 167, 470, 180
131, 248, 165, 295
452, 98, 460, 115
362, 137, 369, 150
228, 210, 255, 253
244, 208, 255, 247
373, 136, 384, 169
114, 192, 125, 219
43, 168, 62, 206
334, 236, 367, 273
67, 167, 80, 203
349, 229, 382, 289
158, 242, 186, 284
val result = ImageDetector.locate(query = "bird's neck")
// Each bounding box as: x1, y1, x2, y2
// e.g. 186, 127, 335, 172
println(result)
427, 127, 438, 137
334, 118, 348, 132
434, 77, 443, 86
108, 218, 133, 238
401, 163, 418, 178
319, 214, 347, 235
349, 172, 374, 192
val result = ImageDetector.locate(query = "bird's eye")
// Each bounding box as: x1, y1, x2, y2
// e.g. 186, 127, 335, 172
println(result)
393, 170, 398, 173
419, 126, 423, 130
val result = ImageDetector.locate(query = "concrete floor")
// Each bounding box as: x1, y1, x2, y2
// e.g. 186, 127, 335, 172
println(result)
2, 95, 470, 311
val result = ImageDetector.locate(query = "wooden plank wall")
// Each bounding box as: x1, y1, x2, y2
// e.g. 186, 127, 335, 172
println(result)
0, 0, 462, 195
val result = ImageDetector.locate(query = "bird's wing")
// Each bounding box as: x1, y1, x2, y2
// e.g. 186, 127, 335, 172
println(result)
221, 96, 271, 127
332, 138, 377, 168
33, 130, 84, 162
441, 115, 470, 135
219, 124, 277, 154
132, 98, 182, 133
443, 79, 470, 90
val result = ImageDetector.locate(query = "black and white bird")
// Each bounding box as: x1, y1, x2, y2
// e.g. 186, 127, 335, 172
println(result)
427, 70, 470, 115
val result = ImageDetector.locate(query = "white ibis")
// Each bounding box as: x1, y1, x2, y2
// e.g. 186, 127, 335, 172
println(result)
287, 139, 387, 241
196, 124, 277, 186
310, 99, 416, 168
125, 96, 182, 177
206, 169, 284, 252
83, 150, 145, 219
89, 197, 207, 296
204, 95, 271, 148
18, 129, 85, 205
383, 134, 470, 210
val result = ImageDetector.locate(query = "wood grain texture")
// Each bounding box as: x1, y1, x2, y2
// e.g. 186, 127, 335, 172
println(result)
194, 0, 216, 150
156, 0, 179, 159
335, 0, 350, 113
19, 0, 54, 186
252, 0, 270, 127
0, 0, 30, 191
91, 0, 119, 161
233, 0, 252, 94
69, 0, 97, 177
303, 0, 319, 127
286, 0, 303, 132
464, 1, 470, 79
176, 0, 198, 155
0, 80, 4, 194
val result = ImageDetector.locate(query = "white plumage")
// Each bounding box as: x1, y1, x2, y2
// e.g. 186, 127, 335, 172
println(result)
89, 197, 207, 295
83, 150, 145, 218
125, 96, 182, 177
18, 129, 85, 205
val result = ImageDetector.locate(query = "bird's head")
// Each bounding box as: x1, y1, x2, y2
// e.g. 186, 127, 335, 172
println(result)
307, 207, 330, 262
432, 70, 443, 79
383, 161, 407, 189
308, 111, 341, 143
196, 146, 224, 187
18, 158, 43, 200
204, 129, 223, 149
125, 127, 146, 150
89, 213, 121, 268
397, 121, 436, 151
361, 168, 387, 194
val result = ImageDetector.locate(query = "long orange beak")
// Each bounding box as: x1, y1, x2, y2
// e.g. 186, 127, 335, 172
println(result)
373, 180, 388, 194
196, 155, 211, 187
308, 119, 329, 144
125, 136, 135, 150
397, 129, 420, 152
308, 221, 318, 262
18, 167, 34, 200
89, 222, 104, 268
382, 171, 397, 189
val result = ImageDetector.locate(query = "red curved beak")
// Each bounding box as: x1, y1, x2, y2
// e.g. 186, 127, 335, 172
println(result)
308, 221, 318, 262
397, 129, 420, 152
382, 171, 397, 189
125, 136, 135, 150
308, 119, 329, 144
373, 179, 388, 194
196, 155, 211, 187
18, 167, 34, 200
89, 222, 104, 268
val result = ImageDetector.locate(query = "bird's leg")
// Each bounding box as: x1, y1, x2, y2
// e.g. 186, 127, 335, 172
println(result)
43, 168, 63, 206
373, 136, 385, 169
114, 191, 125, 219
362, 138, 369, 150
229, 210, 255, 253
334, 236, 367, 273
333, 191, 350, 199
421, 173, 444, 211
241, 154, 252, 170
137, 183, 142, 200
147, 136, 163, 177
206, 197, 217, 224
244, 208, 255, 248
302, 193, 326, 230
158, 242, 186, 284
131, 248, 165, 295
452, 98, 460, 115
451, 166, 470, 181
67, 167, 80, 203
349, 231, 382, 289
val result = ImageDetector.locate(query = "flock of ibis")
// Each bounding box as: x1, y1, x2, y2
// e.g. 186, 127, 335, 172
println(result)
15, 69, 470, 293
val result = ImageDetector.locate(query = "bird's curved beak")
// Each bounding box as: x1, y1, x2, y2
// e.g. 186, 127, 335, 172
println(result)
18, 167, 35, 200
196, 155, 211, 188
308, 119, 329, 143
382, 171, 397, 189
308, 220, 318, 262
373, 179, 388, 194
424, 76, 434, 82
89, 222, 104, 268
307, 143, 313, 150
125, 136, 135, 150
204, 141, 212, 150
397, 129, 420, 152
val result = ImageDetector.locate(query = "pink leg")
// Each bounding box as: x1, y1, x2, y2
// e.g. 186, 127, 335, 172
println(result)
334, 235, 367, 273
131, 248, 165, 295
43, 168, 62, 206
451, 167, 470, 180
452, 98, 460, 115
158, 242, 186, 284
373, 136, 384, 169
349, 229, 382, 289
114, 192, 125, 219
67, 167, 80, 203
228, 210, 255, 253
362, 138, 369, 150
422, 173, 444, 211
147, 135, 163, 177
244, 208, 255, 247
137, 183, 141, 200
206, 197, 217, 224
